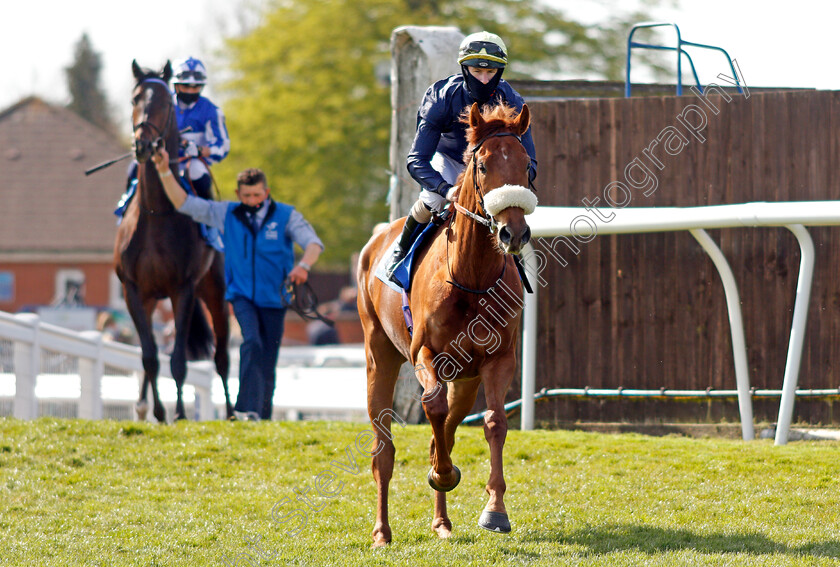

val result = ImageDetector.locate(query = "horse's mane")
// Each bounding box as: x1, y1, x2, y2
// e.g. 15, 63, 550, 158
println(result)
460, 102, 521, 147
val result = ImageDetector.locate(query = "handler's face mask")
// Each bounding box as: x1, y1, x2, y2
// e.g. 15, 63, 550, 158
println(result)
241, 203, 262, 215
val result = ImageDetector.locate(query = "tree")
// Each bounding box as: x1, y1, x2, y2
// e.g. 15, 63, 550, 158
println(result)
217, 0, 669, 265
65, 33, 116, 136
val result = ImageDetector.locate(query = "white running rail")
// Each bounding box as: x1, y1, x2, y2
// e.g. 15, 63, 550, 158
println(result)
522, 200, 840, 445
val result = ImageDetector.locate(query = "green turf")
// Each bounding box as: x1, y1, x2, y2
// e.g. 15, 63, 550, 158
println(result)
0, 417, 838, 566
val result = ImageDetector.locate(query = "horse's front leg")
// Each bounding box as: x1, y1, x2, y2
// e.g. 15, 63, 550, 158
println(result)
430, 377, 481, 539
477, 355, 516, 533
416, 347, 461, 494
123, 282, 163, 422
198, 255, 232, 419
170, 287, 198, 421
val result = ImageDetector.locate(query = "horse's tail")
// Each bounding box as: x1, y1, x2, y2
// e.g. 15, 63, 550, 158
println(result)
186, 304, 215, 361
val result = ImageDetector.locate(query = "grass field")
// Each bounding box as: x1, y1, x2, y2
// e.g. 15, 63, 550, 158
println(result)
1, 417, 839, 566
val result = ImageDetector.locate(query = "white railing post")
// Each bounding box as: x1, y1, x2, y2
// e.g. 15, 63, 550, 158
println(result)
689, 229, 755, 441
774, 224, 816, 445
188, 361, 216, 421
13, 313, 40, 419
78, 330, 104, 420
520, 244, 539, 431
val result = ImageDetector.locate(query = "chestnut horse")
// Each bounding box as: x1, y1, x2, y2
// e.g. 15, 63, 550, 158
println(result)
357, 102, 536, 546
114, 61, 232, 422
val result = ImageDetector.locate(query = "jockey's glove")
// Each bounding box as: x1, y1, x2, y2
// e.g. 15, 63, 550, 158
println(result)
182, 141, 199, 158
435, 181, 452, 197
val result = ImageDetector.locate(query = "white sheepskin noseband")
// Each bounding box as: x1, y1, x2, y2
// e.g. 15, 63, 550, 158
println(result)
483, 185, 538, 216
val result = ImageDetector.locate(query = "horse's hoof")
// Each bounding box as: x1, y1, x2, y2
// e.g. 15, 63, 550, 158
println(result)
478, 510, 511, 533
135, 401, 148, 421
427, 465, 461, 492
370, 537, 390, 549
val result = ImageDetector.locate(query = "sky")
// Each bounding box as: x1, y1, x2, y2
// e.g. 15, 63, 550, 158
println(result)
1, 0, 834, 131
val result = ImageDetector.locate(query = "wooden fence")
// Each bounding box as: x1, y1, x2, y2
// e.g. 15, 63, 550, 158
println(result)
519, 89, 840, 425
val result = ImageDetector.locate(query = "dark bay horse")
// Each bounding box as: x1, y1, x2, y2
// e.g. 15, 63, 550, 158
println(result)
357, 102, 536, 546
114, 61, 232, 422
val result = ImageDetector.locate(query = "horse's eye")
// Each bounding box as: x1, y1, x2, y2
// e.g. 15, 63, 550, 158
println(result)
478, 162, 487, 174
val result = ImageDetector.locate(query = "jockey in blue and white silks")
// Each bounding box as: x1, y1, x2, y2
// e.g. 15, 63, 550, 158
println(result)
172, 56, 230, 200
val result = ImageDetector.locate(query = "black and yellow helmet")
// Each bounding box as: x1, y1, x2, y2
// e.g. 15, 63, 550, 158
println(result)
457, 32, 508, 69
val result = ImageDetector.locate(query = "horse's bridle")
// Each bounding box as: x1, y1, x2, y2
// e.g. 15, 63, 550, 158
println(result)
131, 78, 178, 216
444, 131, 531, 294
452, 131, 532, 234
132, 78, 175, 156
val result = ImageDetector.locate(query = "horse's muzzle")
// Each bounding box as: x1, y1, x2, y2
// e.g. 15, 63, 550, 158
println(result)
133, 138, 153, 163
498, 223, 531, 255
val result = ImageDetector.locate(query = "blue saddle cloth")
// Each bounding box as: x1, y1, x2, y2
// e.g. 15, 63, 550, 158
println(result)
114, 178, 224, 253
374, 221, 439, 292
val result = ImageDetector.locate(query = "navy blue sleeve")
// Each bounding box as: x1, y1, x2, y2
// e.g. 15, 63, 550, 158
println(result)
505, 86, 538, 182
406, 120, 450, 194
406, 85, 452, 195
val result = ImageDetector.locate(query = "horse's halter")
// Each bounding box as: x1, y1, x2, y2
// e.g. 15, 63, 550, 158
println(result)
132, 78, 175, 159
454, 131, 529, 234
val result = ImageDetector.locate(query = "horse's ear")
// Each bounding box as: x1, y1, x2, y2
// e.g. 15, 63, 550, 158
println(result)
468, 103, 483, 130
162, 61, 173, 84
132, 60, 143, 82
515, 104, 531, 137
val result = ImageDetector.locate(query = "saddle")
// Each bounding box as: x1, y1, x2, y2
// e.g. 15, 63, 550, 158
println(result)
376, 209, 451, 292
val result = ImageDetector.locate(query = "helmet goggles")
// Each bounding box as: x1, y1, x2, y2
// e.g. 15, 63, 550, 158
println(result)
175, 69, 206, 85
458, 40, 507, 69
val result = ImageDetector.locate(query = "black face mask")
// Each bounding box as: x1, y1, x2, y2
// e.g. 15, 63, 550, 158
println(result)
461, 65, 504, 104
176, 90, 201, 105
241, 203, 262, 215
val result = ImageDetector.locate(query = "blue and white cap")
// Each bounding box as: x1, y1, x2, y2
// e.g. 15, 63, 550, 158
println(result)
173, 57, 208, 85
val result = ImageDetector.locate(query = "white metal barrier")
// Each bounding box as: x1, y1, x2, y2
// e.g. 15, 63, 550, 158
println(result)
522, 200, 840, 445
0, 311, 369, 422
0, 311, 215, 420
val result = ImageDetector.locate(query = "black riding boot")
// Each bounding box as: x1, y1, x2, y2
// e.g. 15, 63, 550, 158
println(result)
189, 174, 214, 200
386, 216, 425, 284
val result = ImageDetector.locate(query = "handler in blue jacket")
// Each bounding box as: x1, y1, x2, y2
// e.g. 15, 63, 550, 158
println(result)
386, 31, 538, 282
152, 147, 324, 421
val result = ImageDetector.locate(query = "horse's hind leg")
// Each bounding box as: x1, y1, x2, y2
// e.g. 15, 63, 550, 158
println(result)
430, 377, 481, 539
199, 255, 232, 419
364, 334, 404, 548
477, 356, 516, 533
170, 288, 199, 421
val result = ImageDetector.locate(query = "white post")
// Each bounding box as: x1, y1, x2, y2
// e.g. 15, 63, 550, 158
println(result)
689, 229, 755, 441
189, 361, 216, 421
520, 245, 539, 431
775, 224, 815, 445
78, 330, 104, 420
13, 313, 40, 420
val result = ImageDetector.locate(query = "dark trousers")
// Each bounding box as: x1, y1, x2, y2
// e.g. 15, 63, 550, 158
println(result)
231, 298, 286, 419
